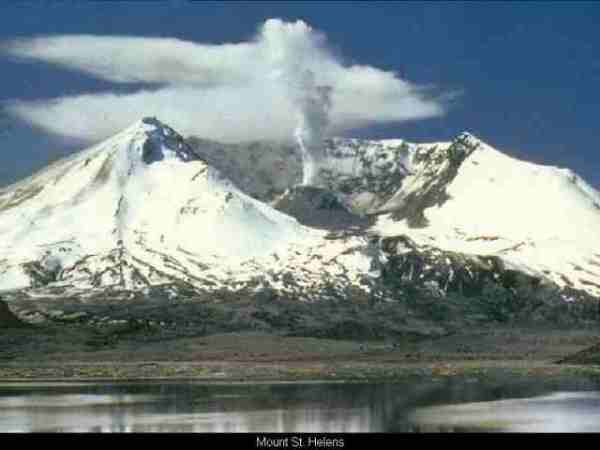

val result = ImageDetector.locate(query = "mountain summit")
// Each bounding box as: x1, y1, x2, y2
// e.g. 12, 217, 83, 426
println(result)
0, 118, 323, 292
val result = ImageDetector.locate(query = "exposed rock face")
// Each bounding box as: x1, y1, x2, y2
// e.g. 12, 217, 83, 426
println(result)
383, 133, 479, 227
377, 235, 600, 325
185, 135, 447, 214
273, 186, 372, 230
378, 234, 545, 298
185, 133, 480, 225
186, 137, 301, 203
316, 138, 416, 214
0, 299, 25, 328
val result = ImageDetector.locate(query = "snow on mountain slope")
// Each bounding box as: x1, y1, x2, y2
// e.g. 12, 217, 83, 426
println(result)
186, 131, 600, 299
0, 118, 299, 259
0, 118, 377, 295
375, 134, 600, 296
1, 118, 599, 302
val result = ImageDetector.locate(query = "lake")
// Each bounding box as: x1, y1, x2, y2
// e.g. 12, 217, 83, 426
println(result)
1, 378, 600, 432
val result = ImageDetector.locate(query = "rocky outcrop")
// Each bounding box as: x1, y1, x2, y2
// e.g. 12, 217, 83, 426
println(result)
378, 234, 541, 297
380, 133, 479, 227
0, 299, 25, 328
273, 185, 372, 230
376, 235, 600, 325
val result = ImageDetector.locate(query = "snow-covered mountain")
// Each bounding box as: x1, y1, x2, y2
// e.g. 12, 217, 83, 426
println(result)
0, 118, 375, 299
373, 134, 600, 297
1, 117, 599, 310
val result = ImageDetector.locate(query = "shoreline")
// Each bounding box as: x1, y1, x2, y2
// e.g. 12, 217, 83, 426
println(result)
2, 359, 600, 384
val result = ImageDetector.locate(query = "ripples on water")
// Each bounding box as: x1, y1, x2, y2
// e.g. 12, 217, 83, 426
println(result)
1, 380, 600, 432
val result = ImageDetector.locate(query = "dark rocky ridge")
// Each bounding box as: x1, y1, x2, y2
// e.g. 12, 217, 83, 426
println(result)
273, 185, 372, 230
384, 133, 479, 227
376, 234, 600, 326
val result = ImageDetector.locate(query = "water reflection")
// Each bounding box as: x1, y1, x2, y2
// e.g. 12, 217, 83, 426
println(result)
0, 382, 394, 432
1, 380, 600, 432
411, 392, 600, 432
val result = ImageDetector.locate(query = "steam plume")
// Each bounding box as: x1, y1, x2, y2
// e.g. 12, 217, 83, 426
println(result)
1, 19, 450, 151
293, 71, 332, 185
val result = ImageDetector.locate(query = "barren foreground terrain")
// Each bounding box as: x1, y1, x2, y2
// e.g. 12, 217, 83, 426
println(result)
2, 325, 600, 383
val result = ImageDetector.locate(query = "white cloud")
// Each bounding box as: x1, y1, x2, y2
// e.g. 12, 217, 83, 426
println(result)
2, 18, 449, 143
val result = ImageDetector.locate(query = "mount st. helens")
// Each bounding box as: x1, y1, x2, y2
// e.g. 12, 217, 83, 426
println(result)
1, 117, 600, 331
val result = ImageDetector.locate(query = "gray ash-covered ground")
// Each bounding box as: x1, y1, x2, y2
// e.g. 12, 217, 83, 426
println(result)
273, 185, 373, 230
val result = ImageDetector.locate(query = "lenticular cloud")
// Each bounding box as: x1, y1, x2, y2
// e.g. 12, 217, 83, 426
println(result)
2, 18, 447, 144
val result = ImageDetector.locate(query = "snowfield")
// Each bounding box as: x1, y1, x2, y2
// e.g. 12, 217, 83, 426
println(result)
375, 135, 600, 296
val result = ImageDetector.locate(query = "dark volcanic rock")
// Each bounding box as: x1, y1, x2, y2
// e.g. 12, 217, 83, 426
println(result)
0, 299, 26, 328
377, 235, 600, 325
273, 185, 373, 230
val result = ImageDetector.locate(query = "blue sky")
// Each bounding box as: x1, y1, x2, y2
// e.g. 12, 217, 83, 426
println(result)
1, 1, 599, 187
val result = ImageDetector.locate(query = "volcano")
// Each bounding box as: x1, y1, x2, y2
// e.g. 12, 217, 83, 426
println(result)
1, 117, 599, 313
